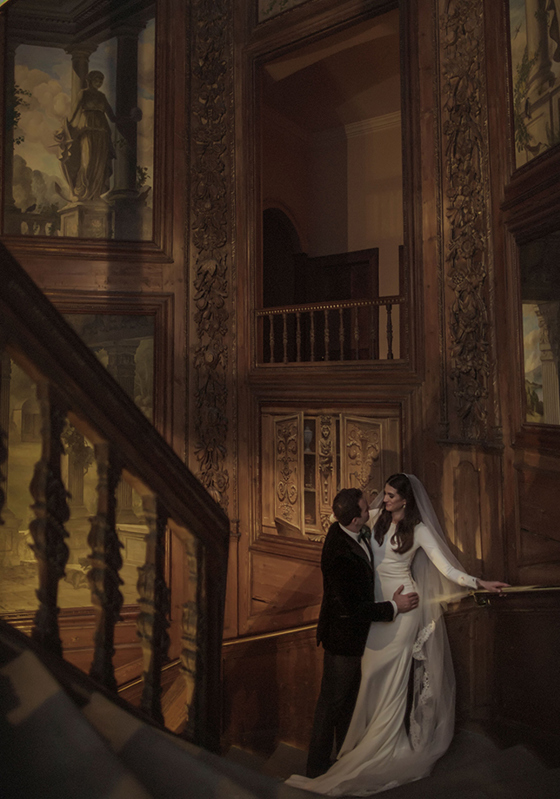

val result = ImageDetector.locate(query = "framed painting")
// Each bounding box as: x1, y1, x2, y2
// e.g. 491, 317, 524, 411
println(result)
520, 231, 560, 425
509, 0, 560, 169
2, 0, 155, 241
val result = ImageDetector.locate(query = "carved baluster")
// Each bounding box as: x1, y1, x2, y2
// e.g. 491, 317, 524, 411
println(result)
371, 303, 379, 359
386, 303, 394, 360
339, 308, 345, 361
354, 307, 360, 360
269, 313, 275, 364
180, 531, 200, 741
282, 312, 288, 364
296, 311, 301, 362
137, 493, 170, 724
310, 311, 315, 362
29, 382, 70, 657
88, 442, 124, 691
324, 309, 330, 361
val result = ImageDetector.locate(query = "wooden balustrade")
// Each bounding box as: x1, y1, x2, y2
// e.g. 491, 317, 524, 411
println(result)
255, 296, 405, 364
0, 241, 229, 751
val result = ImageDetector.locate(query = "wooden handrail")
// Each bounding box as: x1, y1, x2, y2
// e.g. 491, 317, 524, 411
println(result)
0, 241, 229, 751
255, 295, 405, 316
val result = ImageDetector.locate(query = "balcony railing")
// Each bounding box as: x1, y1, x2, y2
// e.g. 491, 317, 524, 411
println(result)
255, 295, 405, 364
0, 241, 229, 751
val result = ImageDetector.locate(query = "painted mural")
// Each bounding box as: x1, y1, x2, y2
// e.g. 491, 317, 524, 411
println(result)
510, 0, 560, 168
0, 314, 154, 615
523, 304, 546, 422
3, 0, 155, 240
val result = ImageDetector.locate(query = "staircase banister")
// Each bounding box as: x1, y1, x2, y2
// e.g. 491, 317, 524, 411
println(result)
0, 241, 230, 558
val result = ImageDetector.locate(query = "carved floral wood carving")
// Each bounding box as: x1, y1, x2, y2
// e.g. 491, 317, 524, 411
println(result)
441, 0, 492, 440
318, 416, 334, 509
275, 418, 299, 523
190, 0, 234, 510
346, 419, 380, 491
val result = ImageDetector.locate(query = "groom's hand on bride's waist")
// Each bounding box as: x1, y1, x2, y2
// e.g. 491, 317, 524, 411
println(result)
392, 585, 420, 614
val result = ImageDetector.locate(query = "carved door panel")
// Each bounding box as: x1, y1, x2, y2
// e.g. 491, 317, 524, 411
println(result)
273, 413, 304, 536
341, 415, 400, 502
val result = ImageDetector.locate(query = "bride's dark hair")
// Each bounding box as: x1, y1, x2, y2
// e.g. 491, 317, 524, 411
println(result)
374, 473, 422, 553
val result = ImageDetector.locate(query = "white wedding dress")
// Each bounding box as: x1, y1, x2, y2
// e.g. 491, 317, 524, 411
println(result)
286, 511, 477, 797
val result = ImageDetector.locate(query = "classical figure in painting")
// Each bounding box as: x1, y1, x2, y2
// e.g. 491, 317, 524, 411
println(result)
55, 71, 116, 202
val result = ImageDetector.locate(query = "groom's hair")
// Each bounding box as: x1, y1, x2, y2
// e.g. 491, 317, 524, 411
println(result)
333, 488, 363, 526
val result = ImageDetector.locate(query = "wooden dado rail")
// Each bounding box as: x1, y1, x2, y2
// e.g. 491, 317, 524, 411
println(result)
0, 241, 229, 752
255, 295, 405, 364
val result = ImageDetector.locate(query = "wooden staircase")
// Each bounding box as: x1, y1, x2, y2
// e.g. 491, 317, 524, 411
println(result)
0, 240, 229, 750
0, 620, 312, 799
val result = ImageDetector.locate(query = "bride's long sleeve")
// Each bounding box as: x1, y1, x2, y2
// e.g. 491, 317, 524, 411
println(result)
414, 523, 478, 589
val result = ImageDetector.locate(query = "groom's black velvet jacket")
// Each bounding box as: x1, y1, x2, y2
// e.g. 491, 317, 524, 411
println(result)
316, 521, 395, 657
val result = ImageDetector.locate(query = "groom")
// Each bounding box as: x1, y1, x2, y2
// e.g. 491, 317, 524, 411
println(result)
306, 487, 419, 778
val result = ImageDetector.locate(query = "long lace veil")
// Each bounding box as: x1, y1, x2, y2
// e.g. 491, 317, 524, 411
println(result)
370, 474, 471, 760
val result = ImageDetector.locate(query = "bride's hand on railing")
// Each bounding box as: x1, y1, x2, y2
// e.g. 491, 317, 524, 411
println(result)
476, 579, 510, 594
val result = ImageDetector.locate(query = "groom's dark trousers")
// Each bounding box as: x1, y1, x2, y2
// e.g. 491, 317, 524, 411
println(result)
306, 521, 394, 779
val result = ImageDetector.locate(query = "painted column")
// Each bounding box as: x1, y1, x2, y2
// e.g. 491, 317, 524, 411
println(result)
109, 25, 145, 240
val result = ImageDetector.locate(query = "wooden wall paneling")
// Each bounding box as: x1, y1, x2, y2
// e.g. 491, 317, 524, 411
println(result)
440, 449, 506, 582
250, 550, 322, 619
490, 589, 560, 748
445, 601, 493, 724
221, 626, 322, 754
452, 458, 483, 577
513, 452, 560, 584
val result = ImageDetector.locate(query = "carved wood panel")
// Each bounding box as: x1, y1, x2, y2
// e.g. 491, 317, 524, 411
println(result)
273, 414, 303, 532
439, 0, 499, 444
262, 407, 401, 544
189, 0, 235, 514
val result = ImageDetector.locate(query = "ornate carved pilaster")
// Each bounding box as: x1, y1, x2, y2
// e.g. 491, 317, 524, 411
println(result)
189, 0, 235, 511
440, 0, 498, 442
29, 383, 70, 657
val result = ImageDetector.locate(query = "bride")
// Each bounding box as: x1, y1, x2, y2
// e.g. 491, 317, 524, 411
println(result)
286, 473, 508, 796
